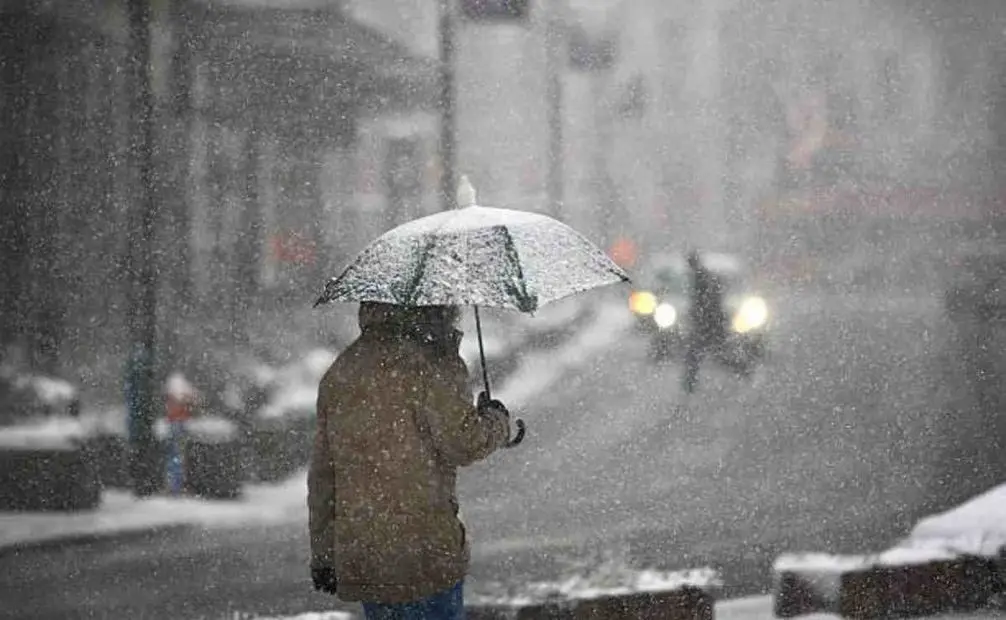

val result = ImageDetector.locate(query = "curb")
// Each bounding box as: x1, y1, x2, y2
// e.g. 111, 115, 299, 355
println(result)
773, 551, 1003, 619
0, 522, 194, 559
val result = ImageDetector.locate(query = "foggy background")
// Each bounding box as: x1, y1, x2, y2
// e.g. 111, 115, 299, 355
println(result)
3, 0, 1006, 618
2, 0, 1004, 394
3, 0, 1005, 401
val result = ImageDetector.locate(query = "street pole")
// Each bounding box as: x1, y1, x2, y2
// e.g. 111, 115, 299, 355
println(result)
545, 15, 564, 220
127, 0, 161, 496
439, 0, 457, 211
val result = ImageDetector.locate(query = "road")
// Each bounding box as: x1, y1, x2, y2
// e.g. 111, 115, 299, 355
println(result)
0, 290, 995, 620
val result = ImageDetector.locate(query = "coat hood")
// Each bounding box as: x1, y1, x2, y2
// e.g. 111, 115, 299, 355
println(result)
358, 302, 459, 335
358, 302, 463, 361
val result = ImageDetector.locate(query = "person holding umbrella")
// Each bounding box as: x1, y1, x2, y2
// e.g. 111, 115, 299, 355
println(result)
309, 177, 629, 617
308, 302, 511, 618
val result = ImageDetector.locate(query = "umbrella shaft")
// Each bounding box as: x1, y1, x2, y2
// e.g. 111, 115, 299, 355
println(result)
474, 305, 491, 399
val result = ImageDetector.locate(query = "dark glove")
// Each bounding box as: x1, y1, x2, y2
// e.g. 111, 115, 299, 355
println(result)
477, 391, 509, 419
311, 566, 338, 595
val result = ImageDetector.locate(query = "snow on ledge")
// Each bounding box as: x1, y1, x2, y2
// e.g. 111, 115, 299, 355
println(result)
473, 566, 720, 608
0, 417, 88, 451
233, 613, 355, 620
908, 482, 1006, 554
774, 545, 964, 573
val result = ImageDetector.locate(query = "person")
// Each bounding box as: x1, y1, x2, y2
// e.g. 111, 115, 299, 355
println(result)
683, 250, 727, 393
164, 372, 197, 496
308, 302, 512, 619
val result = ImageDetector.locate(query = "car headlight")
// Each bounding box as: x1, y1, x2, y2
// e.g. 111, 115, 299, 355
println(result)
732, 296, 768, 333
629, 291, 658, 315
654, 303, 677, 329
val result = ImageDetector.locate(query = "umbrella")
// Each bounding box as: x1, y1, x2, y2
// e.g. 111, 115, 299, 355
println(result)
314, 176, 630, 447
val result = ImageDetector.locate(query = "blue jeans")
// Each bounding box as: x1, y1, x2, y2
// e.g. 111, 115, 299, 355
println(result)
166, 421, 187, 494
361, 581, 464, 620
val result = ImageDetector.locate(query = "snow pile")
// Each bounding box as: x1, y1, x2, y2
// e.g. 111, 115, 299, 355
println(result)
472, 554, 720, 608
0, 473, 308, 549
909, 484, 1006, 544
155, 416, 239, 444
897, 482, 1006, 558
231, 614, 355, 620
775, 482, 1006, 579
774, 546, 962, 574
0, 416, 89, 451
24, 375, 77, 407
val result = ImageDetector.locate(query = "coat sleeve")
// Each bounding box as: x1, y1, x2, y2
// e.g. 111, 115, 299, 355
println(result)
421, 354, 509, 468
308, 372, 336, 569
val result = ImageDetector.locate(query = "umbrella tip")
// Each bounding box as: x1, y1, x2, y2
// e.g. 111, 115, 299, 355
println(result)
457, 175, 477, 208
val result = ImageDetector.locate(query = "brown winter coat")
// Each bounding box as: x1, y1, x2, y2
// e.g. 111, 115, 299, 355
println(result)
308, 303, 510, 604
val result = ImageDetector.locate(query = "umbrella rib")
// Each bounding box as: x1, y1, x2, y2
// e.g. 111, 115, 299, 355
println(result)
318, 243, 380, 305
497, 224, 538, 313
402, 208, 467, 305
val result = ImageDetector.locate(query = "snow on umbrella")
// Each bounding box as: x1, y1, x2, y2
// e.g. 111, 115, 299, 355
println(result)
313, 176, 630, 446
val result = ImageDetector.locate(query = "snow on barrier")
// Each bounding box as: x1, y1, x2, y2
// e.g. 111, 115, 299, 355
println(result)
466, 566, 721, 619
773, 482, 1006, 618
771, 548, 1002, 619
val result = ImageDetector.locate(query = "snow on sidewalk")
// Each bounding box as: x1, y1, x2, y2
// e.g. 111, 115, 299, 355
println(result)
0, 473, 308, 550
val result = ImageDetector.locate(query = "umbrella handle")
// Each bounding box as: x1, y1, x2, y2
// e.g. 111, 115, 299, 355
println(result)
474, 305, 525, 448
504, 418, 526, 448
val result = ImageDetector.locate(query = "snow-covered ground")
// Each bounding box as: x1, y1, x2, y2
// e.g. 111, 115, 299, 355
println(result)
0, 297, 630, 551
0, 474, 307, 549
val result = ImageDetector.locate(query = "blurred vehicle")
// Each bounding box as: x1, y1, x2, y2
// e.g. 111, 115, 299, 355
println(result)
628, 251, 771, 375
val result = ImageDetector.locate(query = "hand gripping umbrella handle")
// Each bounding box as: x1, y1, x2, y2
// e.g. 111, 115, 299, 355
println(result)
475, 305, 526, 449
505, 419, 526, 449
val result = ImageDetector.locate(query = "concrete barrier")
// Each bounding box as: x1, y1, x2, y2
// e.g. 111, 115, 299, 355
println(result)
0, 445, 101, 511
773, 549, 1003, 619
468, 568, 720, 620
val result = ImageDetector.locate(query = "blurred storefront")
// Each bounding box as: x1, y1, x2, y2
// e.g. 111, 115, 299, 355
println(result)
0, 0, 437, 376
183, 0, 438, 303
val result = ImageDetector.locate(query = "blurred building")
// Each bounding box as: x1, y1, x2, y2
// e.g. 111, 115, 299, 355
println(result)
342, 0, 630, 249
4, 0, 1006, 377
181, 0, 438, 302
600, 0, 1005, 289
0, 0, 438, 373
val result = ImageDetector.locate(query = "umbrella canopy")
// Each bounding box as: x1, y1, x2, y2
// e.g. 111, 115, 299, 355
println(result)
313, 177, 631, 449
314, 180, 629, 312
